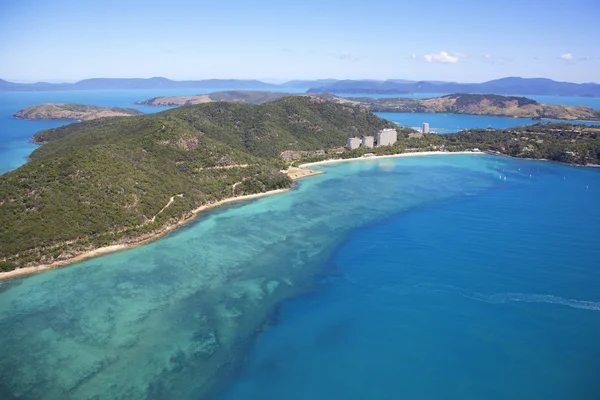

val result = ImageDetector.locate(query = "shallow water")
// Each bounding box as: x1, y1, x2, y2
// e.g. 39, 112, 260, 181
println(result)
1, 154, 599, 399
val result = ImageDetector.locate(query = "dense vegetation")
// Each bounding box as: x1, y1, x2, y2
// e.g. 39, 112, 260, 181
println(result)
1, 97, 394, 270
2, 94, 597, 273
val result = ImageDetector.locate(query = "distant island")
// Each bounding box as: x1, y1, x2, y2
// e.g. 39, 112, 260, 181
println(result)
349, 93, 600, 121
14, 103, 143, 121
136, 90, 291, 106
2, 76, 599, 97
138, 91, 600, 121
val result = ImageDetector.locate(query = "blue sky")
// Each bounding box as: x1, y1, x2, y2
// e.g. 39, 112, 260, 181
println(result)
1, 0, 599, 83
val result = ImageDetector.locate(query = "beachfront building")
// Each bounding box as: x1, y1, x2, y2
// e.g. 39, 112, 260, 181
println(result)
347, 137, 361, 149
376, 128, 397, 147
422, 122, 430, 134
361, 136, 374, 148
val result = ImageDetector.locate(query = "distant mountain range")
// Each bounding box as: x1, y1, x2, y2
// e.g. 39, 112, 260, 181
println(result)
0, 77, 282, 91
1, 77, 599, 97
306, 78, 600, 97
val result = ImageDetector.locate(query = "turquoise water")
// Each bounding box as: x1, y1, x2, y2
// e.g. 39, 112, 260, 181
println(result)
1, 154, 599, 399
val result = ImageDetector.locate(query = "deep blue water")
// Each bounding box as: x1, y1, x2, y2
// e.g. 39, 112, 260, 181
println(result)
219, 156, 600, 400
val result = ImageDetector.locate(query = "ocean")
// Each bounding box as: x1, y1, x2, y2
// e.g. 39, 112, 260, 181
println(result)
1, 154, 599, 399
0, 91, 600, 399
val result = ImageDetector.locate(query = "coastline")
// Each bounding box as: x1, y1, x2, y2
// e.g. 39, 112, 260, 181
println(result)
0, 188, 290, 281
299, 150, 485, 168
1, 149, 591, 281
1, 151, 467, 281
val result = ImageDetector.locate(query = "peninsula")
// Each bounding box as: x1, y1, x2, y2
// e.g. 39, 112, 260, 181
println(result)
137, 91, 600, 122
1, 96, 599, 277
0, 96, 392, 274
13, 103, 143, 121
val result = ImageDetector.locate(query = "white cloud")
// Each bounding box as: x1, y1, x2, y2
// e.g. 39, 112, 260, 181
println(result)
338, 51, 358, 61
560, 53, 573, 60
411, 53, 417, 59
423, 51, 461, 63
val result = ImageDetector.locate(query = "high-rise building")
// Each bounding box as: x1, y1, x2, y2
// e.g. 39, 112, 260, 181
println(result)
361, 136, 374, 148
347, 137, 361, 149
376, 129, 397, 147
422, 122, 430, 134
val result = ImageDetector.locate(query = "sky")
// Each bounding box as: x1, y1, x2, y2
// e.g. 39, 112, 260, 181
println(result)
1, 0, 599, 83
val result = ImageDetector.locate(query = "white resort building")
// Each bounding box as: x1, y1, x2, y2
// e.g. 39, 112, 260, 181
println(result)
361, 136, 374, 148
347, 137, 361, 149
376, 128, 397, 147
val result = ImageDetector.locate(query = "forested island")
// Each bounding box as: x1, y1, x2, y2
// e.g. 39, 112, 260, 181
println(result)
138, 91, 600, 121
0, 97, 392, 273
14, 103, 143, 121
1, 96, 599, 275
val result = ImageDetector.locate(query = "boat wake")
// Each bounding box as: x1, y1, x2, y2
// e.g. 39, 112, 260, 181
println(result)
342, 278, 600, 311
462, 291, 600, 311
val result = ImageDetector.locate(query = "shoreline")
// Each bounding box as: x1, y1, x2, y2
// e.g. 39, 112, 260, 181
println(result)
0, 188, 290, 281
299, 150, 485, 168
2, 149, 594, 281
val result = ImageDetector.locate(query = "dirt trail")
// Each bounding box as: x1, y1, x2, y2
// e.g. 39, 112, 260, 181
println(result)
150, 193, 184, 222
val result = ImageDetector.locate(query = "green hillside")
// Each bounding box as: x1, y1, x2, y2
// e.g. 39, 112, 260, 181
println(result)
1, 97, 394, 271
